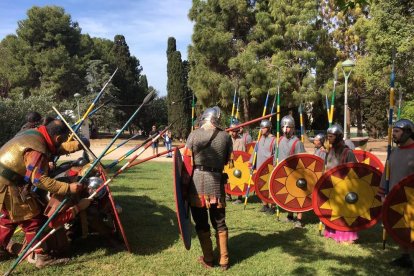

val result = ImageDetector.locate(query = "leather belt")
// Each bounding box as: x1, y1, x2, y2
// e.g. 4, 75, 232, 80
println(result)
194, 165, 222, 173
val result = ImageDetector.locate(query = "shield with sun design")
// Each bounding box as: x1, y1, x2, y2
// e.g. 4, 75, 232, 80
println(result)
269, 154, 324, 212
353, 150, 384, 173
253, 157, 275, 204
246, 142, 256, 156
382, 174, 414, 249
224, 151, 253, 195
312, 163, 382, 231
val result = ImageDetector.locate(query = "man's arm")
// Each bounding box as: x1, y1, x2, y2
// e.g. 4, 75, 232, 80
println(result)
24, 150, 81, 195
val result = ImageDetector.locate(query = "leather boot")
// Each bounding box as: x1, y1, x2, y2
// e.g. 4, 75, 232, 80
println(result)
196, 230, 214, 268
216, 230, 229, 270
35, 253, 70, 269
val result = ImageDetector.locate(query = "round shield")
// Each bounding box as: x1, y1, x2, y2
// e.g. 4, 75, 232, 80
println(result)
173, 148, 191, 250
353, 149, 384, 173
246, 142, 256, 156
269, 154, 324, 212
383, 174, 414, 249
253, 157, 275, 204
224, 151, 253, 195
313, 163, 382, 232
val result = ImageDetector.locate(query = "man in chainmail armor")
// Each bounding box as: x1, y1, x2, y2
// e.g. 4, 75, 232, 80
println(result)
185, 106, 232, 270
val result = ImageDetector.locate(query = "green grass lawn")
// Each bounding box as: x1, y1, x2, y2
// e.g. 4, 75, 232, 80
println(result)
0, 162, 409, 275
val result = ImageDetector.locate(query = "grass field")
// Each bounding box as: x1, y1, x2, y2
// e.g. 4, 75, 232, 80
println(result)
0, 161, 409, 275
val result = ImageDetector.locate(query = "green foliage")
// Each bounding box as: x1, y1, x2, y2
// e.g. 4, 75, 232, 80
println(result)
0, 94, 72, 145
0, 6, 151, 139
401, 100, 414, 122
167, 37, 191, 140
0, 161, 407, 275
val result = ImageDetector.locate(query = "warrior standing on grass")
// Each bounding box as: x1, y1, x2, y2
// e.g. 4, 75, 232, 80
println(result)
276, 115, 306, 228
249, 119, 276, 214
313, 133, 327, 160
185, 106, 233, 270
324, 124, 358, 243
378, 119, 414, 270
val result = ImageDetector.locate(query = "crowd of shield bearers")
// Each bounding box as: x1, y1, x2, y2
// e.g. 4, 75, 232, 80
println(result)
186, 106, 414, 272
2, 109, 414, 273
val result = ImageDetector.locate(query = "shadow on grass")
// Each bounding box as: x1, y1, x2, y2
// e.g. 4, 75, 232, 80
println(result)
115, 195, 178, 255
69, 195, 179, 259
229, 223, 407, 275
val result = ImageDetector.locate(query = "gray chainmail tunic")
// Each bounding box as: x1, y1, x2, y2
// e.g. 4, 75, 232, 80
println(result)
276, 135, 306, 164
186, 127, 232, 207
314, 147, 327, 161
325, 143, 357, 170
249, 134, 275, 169
380, 145, 414, 192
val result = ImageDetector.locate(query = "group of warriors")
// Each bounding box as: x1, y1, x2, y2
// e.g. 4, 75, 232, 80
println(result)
0, 112, 124, 271
178, 105, 414, 272
1, 104, 413, 273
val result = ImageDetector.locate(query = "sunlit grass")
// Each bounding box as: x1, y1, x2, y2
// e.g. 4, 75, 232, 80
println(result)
0, 162, 408, 275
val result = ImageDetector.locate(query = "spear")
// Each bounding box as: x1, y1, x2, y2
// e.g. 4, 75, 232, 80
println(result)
72, 97, 116, 129
105, 122, 177, 170
129, 145, 185, 168
54, 107, 131, 252
329, 68, 338, 127
383, 49, 396, 249
225, 113, 275, 133
299, 103, 305, 143
273, 76, 282, 219
235, 97, 241, 121
5, 90, 155, 276
325, 94, 330, 124
244, 90, 270, 209
68, 68, 118, 141
230, 87, 238, 125
104, 132, 141, 157
397, 91, 403, 120
106, 122, 177, 181
267, 81, 281, 219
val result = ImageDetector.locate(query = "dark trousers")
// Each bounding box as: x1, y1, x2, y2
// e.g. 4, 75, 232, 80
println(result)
191, 205, 228, 232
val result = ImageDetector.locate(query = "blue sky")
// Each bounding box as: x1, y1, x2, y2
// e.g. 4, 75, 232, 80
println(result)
0, 0, 193, 96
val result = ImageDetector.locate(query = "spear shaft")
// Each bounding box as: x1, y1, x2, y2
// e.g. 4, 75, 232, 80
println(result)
5, 90, 154, 275
244, 91, 270, 209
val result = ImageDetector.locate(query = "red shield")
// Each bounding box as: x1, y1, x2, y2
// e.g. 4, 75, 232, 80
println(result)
313, 163, 382, 232
253, 157, 275, 204
353, 149, 384, 173
382, 174, 414, 249
173, 148, 192, 250
224, 151, 253, 195
269, 154, 324, 212
246, 142, 256, 156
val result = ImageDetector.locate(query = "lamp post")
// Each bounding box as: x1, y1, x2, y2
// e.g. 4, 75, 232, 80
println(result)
74, 93, 81, 120
341, 59, 355, 140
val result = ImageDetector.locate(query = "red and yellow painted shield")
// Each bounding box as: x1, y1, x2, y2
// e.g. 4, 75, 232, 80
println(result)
353, 149, 384, 173
253, 157, 275, 204
313, 163, 382, 232
269, 154, 324, 212
224, 151, 253, 195
383, 174, 414, 249
246, 142, 256, 156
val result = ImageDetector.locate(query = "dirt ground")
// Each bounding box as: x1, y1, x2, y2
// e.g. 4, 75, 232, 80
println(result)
59, 137, 390, 163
